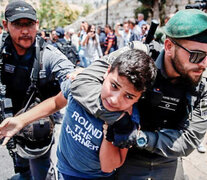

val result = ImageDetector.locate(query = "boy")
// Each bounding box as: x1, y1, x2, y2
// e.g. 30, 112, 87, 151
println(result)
0, 49, 156, 179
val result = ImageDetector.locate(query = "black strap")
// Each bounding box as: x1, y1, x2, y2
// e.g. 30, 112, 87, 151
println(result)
19, 37, 55, 124
31, 36, 45, 83
22, 37, 46, 112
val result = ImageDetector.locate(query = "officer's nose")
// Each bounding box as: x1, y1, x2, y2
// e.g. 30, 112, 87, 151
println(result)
21, 27, 29, 34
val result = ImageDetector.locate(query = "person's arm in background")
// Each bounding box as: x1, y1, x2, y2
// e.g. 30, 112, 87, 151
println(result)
0, 91, 67, 145
104, 33, 113, 55
82, 33, 90, 46
96, 34, 103, 58
104, 41, 113, 55
115, 23, 121, 37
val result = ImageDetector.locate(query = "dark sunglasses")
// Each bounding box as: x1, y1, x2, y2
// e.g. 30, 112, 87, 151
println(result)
170, 39, 207, 64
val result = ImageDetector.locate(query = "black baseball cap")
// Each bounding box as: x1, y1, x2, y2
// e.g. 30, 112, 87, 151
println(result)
56, 27, 65, 37
5, 1, 36, 22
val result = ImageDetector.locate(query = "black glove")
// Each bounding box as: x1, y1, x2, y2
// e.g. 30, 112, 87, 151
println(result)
105, 124, 114, 142
113, 121, 138, 149
106, 113, 138, 149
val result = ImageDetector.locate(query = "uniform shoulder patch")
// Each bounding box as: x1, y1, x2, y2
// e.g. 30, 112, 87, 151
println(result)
200, 99, 207, 120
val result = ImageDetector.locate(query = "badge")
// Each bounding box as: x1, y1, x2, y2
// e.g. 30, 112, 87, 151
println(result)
4, 64, 15, 73
158, 96, 179, 112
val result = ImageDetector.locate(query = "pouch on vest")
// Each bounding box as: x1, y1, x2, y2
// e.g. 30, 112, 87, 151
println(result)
14, 100, 55, 159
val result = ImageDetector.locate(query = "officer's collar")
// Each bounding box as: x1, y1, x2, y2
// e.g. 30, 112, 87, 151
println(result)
155, 49, 168, 79
155, 50, 185, 82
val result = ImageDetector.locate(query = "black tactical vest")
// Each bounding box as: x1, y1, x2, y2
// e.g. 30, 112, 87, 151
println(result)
1, 36, 60, 114
137, 70, 190, 131
1, 40, 35, 114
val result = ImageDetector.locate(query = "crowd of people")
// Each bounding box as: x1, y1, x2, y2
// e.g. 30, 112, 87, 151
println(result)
37, 12, 150, 68
1, 1, 207, 180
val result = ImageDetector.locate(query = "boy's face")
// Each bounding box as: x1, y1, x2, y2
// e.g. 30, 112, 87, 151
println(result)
101, 67, 142, 112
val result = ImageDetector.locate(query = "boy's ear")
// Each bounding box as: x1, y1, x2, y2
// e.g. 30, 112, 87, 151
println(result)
103, 65, 111, 79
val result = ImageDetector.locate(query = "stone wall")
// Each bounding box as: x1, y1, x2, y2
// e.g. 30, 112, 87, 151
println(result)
65, 0, 198, 32
65, 0, 140, 31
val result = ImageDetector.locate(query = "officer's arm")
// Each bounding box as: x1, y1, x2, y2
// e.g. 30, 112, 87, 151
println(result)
144, 88, 207, 157
0, 92, 67, 145
96, 35, 103, 57
43, 44, 75, 85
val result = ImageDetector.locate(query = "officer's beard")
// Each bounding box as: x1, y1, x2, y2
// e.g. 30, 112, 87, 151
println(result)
171, 54, 202, 87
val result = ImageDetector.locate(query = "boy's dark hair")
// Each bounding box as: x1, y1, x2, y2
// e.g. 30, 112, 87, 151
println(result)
109, 49, 157, 91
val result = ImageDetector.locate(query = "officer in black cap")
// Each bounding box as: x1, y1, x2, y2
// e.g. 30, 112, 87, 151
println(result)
61, 9, 207, 180
49, 26, 67, 48
1, 1, 74, 180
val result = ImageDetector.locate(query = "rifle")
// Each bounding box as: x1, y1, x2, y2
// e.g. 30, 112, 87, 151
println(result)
185, 0, 207, 10
144, 19, 162, 61
144, 19, 159, 44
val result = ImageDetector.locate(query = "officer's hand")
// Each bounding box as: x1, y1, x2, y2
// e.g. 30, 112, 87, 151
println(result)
67, 67, 84, 80
0, 117, 22, 145
113, 122, 138, 149
105, 124, 115, 142
108, 112, 139, 149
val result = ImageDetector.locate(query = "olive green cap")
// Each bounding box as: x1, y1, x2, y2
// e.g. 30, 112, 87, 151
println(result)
163, 9, 207, 40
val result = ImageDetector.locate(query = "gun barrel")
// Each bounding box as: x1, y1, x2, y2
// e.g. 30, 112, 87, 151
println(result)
185, 2, 207, 9
145, 19, 159, 44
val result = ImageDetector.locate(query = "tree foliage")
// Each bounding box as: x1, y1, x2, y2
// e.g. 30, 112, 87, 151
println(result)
81, 3, 94, 17
136, 0, 166, 25
37, 0, 79, 30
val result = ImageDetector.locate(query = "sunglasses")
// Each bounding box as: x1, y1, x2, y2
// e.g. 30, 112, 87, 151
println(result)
170, 39, 207, 64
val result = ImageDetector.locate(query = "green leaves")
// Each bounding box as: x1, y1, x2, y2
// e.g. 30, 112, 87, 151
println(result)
37, 0, 79, 29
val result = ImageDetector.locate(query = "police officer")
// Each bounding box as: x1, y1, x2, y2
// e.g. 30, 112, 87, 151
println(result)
115, 9, 207, 180
65, 9, 207, 180
55, 27, 67, 44
1, 1, 74, 180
